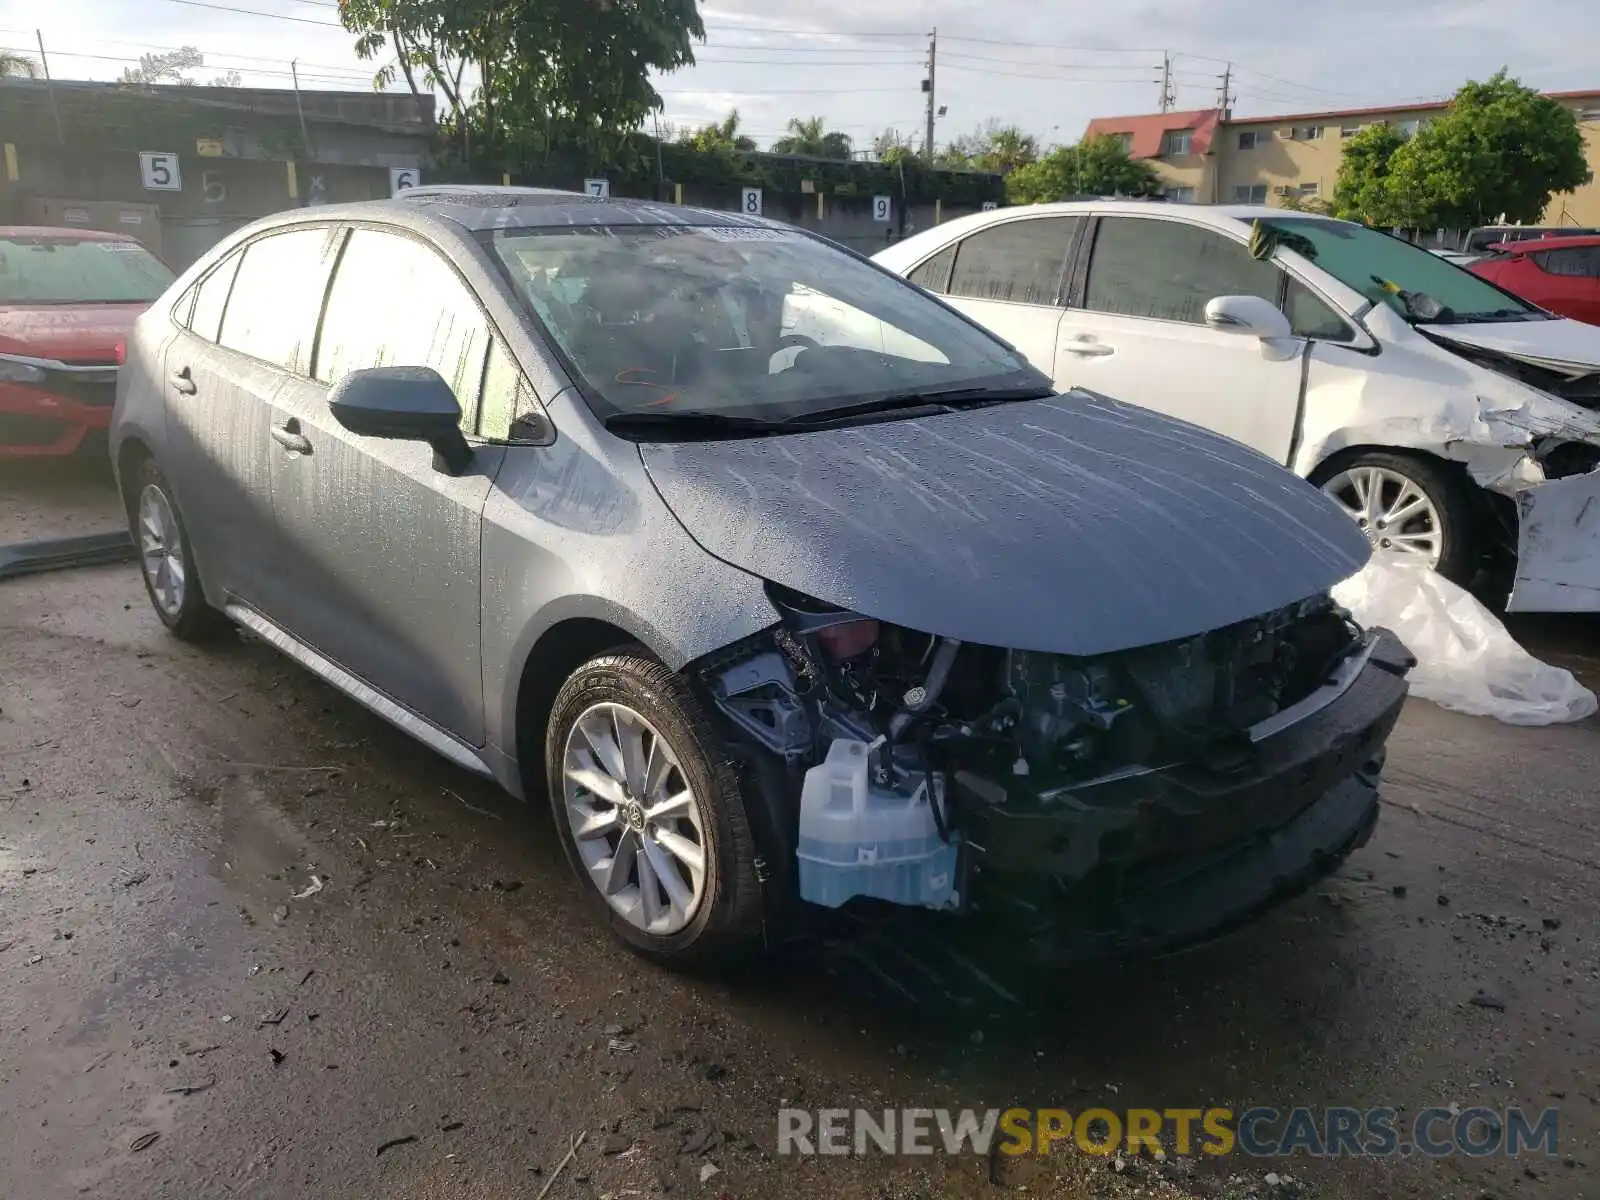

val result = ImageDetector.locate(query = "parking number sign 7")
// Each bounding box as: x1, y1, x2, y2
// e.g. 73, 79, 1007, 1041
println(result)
139, 152, 182, 192
741, 187, 762, 216
872, 195, 891, 223
584, 178, 611, 198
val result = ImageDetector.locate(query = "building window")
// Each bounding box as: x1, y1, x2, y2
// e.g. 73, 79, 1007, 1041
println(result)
1396, 118, 1427, 138
1237, 131, 1260, 150
1298, 182, 1321, 197
1339, 124, 1361, 137
1164, 129, 1194, 156
1232, 183, 1269, 204
1113, 132, 1133, 153
1164, 187, 1196, 203
1290, 125, 1324, 141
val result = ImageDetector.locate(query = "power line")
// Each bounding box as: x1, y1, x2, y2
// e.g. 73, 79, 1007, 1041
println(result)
153, 0, 345, 28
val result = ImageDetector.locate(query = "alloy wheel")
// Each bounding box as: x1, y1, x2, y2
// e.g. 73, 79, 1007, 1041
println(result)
1320, 465, 1443, 566
561, 702, 707, 936
137, 483, 187, 617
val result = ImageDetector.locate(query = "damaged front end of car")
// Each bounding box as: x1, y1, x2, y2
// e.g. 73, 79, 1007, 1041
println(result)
694, 580, 1413, 963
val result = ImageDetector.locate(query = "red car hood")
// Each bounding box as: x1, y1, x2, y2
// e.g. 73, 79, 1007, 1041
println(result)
0, 303, 147, 363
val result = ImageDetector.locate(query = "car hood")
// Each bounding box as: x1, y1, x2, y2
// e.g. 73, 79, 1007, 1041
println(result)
1426, 318, 1600, 374
0, 302, 147, 362
638, 392, 1370, 657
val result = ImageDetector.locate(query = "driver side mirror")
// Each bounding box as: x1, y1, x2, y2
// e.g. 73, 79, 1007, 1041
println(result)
328, 366, 474, 476
1204, 294, 1295, 340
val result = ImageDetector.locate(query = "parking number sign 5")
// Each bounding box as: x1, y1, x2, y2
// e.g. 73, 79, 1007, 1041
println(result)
139, 152, 181, 192
872, 195, 891, 222
741, 187, 762, 216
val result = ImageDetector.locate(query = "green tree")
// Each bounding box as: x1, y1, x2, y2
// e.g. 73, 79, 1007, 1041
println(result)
1331, 122, 1408, 225
771, 116, 853, 160
872, 127, 917, 165
1386, 70, 1592, 228
934, 122, 1038, 173
1004, 134, 1160, 203
0, 50, 38, 78
338, 0, 704, 165
677, 109, 755, 153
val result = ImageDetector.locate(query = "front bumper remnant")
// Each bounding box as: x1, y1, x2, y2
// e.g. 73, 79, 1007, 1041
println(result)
1510, 470, 1600, 612
963, 629, 1411, 964
0, 531, 137, 582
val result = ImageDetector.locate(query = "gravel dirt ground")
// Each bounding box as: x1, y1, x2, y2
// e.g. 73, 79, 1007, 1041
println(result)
3, 458, 1599, 1200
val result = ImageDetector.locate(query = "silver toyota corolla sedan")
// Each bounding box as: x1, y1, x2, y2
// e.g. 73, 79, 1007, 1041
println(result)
111, 188, 1410, 966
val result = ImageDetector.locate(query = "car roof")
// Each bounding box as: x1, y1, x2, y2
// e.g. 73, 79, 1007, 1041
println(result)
305, 185, 788, 234
0, 225, 148, 242
1489, 234, 1600, 252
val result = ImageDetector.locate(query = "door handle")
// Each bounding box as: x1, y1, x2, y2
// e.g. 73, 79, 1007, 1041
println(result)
170, 366, 197, 395
270, 419, 312, 456
1061, 339, 1115, 358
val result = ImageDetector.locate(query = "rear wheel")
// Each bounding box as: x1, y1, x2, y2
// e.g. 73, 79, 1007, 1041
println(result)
545, 650, 764, 966
1311, 451, 1477, 585
129, 457, 230, 642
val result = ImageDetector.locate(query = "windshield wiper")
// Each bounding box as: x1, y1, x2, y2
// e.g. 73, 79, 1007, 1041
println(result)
603, 411, 790, 440
785, 383, 1055, 428
1443, 308, 1547, 324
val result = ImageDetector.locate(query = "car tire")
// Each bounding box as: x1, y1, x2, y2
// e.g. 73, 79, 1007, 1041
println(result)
1310, 451, 1477, 585
545, 649, 765, 967
129, 457, 231, 642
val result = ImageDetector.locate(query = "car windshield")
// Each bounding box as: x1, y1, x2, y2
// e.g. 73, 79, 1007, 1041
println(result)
485, 224, 1042, 426
0, 234, 174, 304
1255, 217, 1544, 324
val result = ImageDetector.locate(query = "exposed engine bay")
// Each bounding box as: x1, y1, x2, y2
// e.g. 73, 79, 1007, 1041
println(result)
699, 580, 1386, 917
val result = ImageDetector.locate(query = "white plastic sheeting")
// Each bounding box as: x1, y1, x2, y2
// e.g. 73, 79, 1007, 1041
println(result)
1332, 556, 1598, 726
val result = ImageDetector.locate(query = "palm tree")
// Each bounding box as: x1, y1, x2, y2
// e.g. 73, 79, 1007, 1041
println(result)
0, 50, 39, 79
772, 116, 853, 160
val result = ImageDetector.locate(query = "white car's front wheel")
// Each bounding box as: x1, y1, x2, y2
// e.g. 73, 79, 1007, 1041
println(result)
1311, 451, 1476, 584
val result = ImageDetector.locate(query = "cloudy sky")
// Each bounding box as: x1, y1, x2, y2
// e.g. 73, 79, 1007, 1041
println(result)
3, 0, 1598, 153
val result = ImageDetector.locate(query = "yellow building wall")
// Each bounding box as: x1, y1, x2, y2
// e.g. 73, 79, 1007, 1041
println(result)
1197, 99, 1600, 223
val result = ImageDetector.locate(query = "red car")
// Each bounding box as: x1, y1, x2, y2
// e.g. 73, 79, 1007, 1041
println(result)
1, 226, 176, 457
1467, 234, 1600, 326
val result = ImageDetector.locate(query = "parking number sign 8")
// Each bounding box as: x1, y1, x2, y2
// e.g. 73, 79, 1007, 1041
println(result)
872, 195, 891, 222
139, 152, 181, 192
741, 187, 762, 216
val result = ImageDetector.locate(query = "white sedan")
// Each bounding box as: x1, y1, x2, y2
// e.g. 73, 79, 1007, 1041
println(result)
875, 202, 1600, 611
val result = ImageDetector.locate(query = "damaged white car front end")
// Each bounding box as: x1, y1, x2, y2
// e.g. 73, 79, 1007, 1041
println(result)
1290, 300, 1600, 612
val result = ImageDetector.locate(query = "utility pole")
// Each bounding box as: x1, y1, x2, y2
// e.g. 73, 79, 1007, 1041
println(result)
36, 30, 64, 147
1217, 63, 1234, 116
922, 28, 937, 158
1158, 51, 1175, 113
290, 59, 315, 159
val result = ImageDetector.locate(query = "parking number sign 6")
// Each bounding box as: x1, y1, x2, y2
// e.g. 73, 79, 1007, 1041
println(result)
741, 187, 762, 216
139, 152, 181, 192
872, 195, 891, 222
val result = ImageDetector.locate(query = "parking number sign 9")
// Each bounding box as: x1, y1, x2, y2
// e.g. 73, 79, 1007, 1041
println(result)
872, 195, 891, 222
139, 152, 182, 192
741, 187, 762, 216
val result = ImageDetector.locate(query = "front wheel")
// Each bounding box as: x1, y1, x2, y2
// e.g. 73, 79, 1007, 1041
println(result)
1311, 451, 1477, 585
545, 650, 765, 966
128, 457, 231, 642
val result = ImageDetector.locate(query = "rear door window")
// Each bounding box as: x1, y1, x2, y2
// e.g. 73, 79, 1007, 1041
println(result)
217, 227, 338, 372
1533, 246, 1600, 277
313, 227, 493, 435
1083, 217, 1280, 323
947, 217, 1080, 305
907, 245, 957, 293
